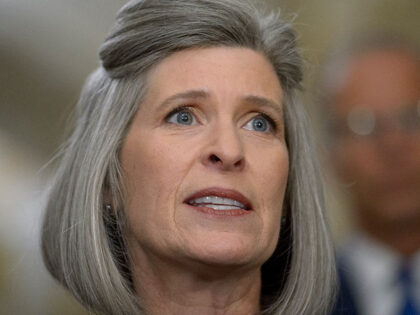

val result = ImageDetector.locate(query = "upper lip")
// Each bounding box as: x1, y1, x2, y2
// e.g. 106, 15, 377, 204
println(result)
184, 187, 253, 210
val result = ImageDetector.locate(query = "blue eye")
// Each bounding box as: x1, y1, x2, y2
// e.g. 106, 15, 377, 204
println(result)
243, 115, 273, 133
166, 108, 197, 125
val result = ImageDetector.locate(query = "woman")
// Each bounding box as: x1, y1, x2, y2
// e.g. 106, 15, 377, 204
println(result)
41, 0, 336, 314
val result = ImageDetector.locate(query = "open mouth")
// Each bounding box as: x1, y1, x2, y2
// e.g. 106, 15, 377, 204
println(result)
184, 188, 253, 212
188, 196, 247, 210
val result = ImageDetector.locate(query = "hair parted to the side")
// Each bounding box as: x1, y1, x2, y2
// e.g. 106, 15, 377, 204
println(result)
41, 0, 336, 314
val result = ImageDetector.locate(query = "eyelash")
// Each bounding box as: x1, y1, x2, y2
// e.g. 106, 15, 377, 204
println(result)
164, 106, 197, 122
164, 106, 279, 133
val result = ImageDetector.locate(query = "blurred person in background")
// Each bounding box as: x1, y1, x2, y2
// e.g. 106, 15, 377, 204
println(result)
320, 36, 420, 315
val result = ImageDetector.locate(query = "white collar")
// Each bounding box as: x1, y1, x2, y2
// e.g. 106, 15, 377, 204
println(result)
339, 232, 420, 315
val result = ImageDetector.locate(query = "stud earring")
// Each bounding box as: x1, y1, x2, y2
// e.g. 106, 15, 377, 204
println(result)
281, 216, 287, 226
105, 204, 112, 212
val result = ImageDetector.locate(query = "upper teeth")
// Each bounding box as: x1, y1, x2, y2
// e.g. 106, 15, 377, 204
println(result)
188, 196, 246, 210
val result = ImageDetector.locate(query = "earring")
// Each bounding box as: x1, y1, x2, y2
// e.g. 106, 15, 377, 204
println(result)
281, 216, 287, 226
105, 204, 112, 212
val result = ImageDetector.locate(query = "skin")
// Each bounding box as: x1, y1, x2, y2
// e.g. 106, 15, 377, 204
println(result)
120, 47, 289, 314
330, 49, 420, 256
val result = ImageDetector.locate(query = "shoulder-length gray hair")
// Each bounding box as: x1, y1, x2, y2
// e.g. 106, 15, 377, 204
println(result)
41, 0, 336, 314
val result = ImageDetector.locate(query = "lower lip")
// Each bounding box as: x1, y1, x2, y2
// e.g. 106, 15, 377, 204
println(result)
185, 204, 252, 216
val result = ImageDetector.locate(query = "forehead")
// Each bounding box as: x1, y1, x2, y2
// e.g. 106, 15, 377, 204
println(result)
144, 46, 283, 105
332, 49, 420, 116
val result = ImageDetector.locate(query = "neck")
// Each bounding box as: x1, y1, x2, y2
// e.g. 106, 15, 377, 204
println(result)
129, 247, 261, 315
358, 210, 420, 258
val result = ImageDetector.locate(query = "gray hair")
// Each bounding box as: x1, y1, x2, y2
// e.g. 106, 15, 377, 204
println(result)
41, 0, 336, 314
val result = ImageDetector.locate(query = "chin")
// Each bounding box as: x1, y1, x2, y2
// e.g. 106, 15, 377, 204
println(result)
185, 233, 273, 268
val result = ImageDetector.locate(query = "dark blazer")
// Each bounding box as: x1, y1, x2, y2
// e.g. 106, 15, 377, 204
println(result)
331, 259, 360, 315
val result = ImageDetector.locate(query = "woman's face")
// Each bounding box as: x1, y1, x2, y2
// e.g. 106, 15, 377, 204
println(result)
121, 47, 289, 269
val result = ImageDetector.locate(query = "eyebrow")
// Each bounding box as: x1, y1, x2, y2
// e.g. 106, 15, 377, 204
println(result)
242, 95, 284, 120
156, 89, 209, 113
156, 89, 283, 119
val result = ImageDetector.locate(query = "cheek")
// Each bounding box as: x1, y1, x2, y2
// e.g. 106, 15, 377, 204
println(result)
120, 135, 193, 225
261, 145, 289, 202
257, 145, 289, 256
249, 142, 289, 227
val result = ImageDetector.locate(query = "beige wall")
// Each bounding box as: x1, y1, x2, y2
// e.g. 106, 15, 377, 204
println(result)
0, 0, 418, 313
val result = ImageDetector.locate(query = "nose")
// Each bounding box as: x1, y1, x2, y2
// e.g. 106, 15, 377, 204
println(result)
201, 123, 245, 172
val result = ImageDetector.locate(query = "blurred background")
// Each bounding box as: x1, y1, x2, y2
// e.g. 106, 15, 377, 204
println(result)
0, 0, 419, 314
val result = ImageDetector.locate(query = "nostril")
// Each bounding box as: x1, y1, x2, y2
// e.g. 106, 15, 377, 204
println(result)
210, 154, 221, 163
234, 160, 243, 168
